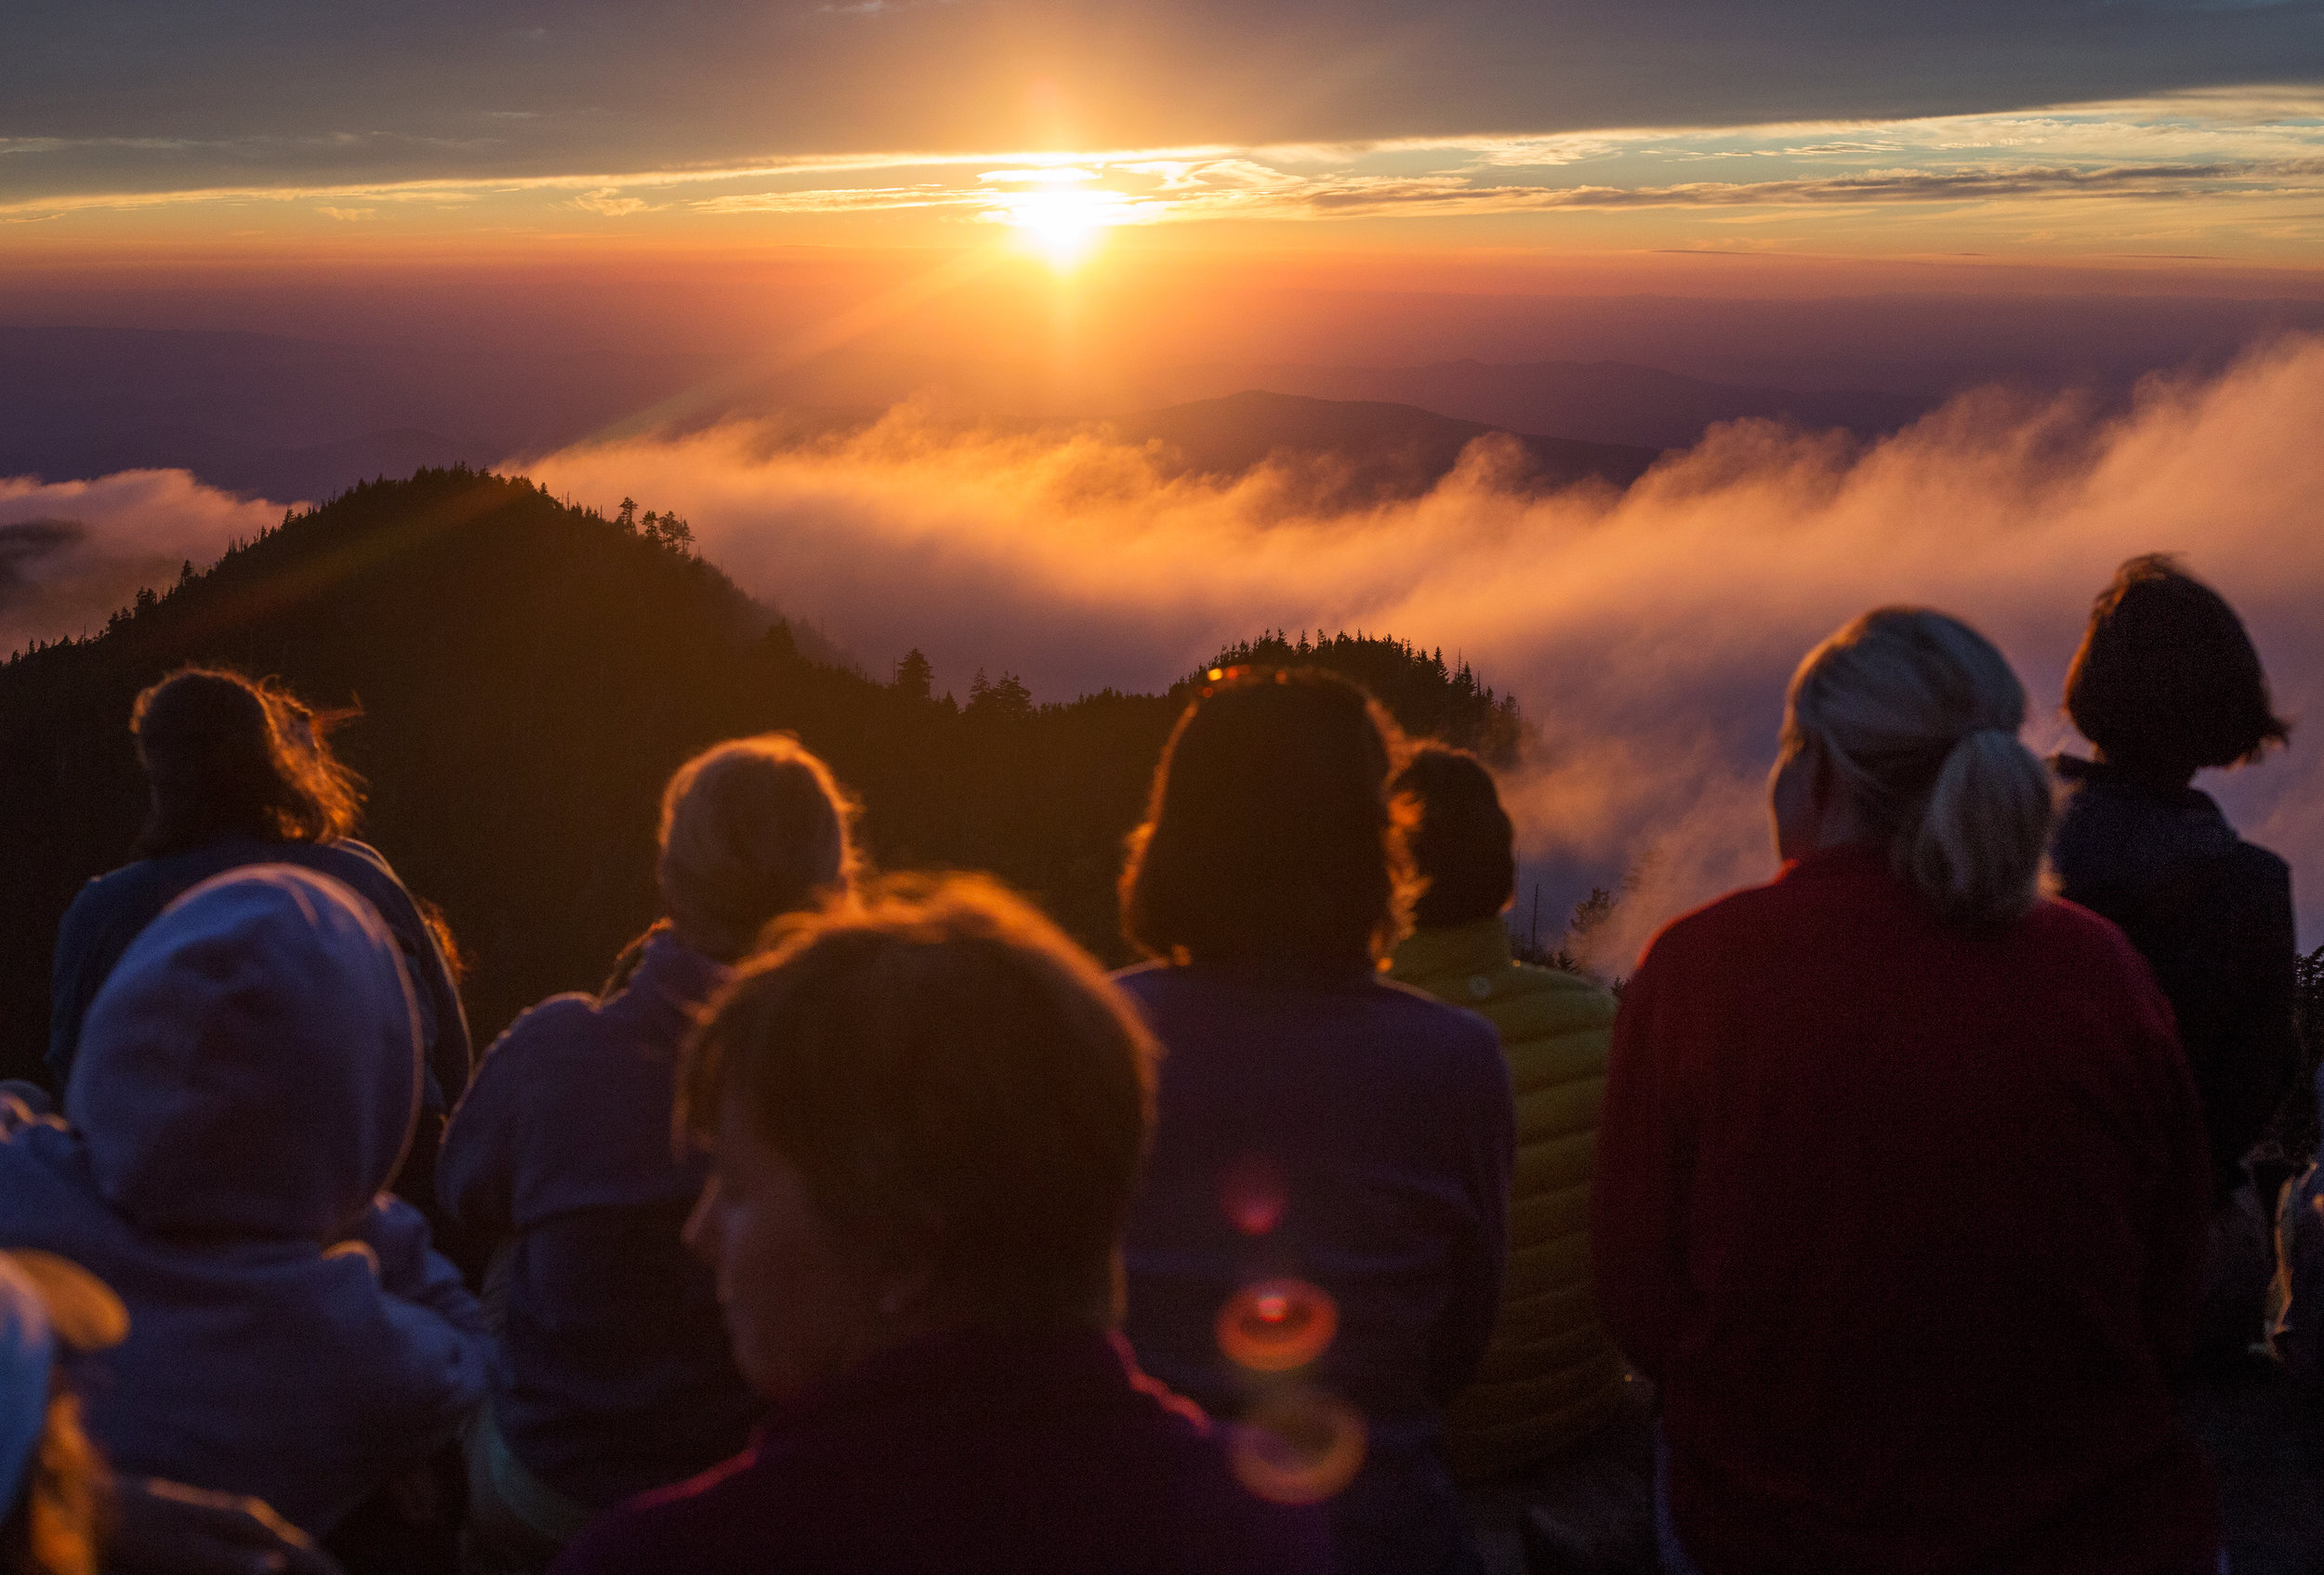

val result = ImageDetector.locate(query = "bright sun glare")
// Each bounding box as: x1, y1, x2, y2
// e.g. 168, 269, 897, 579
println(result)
992, 179, 1134, 271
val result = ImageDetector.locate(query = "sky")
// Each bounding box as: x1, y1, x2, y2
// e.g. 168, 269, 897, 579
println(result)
7, 3, 2324, 280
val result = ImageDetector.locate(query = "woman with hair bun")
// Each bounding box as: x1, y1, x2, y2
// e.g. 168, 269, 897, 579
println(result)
1594, 608, 2217, 1574
440, 735, 855, 1573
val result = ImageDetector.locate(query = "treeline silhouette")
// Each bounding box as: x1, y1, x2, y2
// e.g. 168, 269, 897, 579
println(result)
0, 466, 1525, 1082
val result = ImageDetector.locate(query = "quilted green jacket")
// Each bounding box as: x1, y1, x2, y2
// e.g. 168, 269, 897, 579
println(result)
1389, 918, 1627, 1479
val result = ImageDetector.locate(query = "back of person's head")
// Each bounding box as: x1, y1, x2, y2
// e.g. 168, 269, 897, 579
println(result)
1, 1253, 123, 1575
680, 875, 1155, 1331
1786, 607, 2051, 927
658, 735, 856, 963
1121, 668, 1409, 966
129, 668, 363, 859
66, 867, 421, 1243
2064, 553, 2290, 777
1393, 747, 1516, 930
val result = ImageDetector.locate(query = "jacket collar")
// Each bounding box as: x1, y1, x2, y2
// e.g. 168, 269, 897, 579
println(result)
2053, 753, 2219, 817
1775, 840, 1893, 886
626, 930, 733, 1014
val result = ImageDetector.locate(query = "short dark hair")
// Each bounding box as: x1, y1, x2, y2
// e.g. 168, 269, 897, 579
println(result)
1120, 668, 1410, 967
129, 668, 363, 859
679, 874, 1156, 1328
2065, 555, 2290, 775
1393, 747, 1516, 929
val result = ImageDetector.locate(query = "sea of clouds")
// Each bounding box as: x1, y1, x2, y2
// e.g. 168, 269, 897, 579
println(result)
9, 337, 2321, 960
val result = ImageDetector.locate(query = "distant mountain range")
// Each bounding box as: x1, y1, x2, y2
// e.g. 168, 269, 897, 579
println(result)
0, 324, 1909, 504
1106, 390, 1661, 502
1155, 360, 1934, 450
0, 324, 710, 500
0, 423, 490, 504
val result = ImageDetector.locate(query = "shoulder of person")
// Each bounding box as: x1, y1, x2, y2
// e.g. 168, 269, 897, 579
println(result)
1372, 974, 1503, 1052
1501, 958, 1617, 1004
60, 858, 169, 927
2027, 896, 2173, 990
552, 1449, 765, 1573
1628, 877, 1776, 976
476, 992, 602, 1065
318, 837, 396, 878
301, 840, 424, 920
1493, 961, 1619, 1031
2222, 835, 2293, 894
0, 1117, 86, 1198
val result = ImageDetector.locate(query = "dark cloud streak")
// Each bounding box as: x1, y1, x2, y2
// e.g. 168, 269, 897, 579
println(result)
1279, 157, 2324, 216
4, 1, 2321, 198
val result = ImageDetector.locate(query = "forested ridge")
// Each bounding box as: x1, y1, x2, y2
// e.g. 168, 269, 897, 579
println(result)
0, 466, 1525, 1082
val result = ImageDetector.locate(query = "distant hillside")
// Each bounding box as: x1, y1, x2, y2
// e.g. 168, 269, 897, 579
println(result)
0, 468, 1523, 1084
1106, 390, 1660, 504
0, 324, 713, 498
0, 423, 489, 504
1158, 359, 1935, 449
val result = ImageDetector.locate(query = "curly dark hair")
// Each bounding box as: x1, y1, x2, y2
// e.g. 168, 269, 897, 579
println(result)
1393, 746, 1516, 929
679, 874, 1156, 1327
1120, 668, 1411, 967
2065, 554, 2290, 776
128, 667, 364, 859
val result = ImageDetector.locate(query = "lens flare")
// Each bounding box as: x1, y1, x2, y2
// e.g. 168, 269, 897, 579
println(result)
1229, 1386, 1368, 1505
1217, 1277, 1338, 1371
1218, 1152, 1287, 1236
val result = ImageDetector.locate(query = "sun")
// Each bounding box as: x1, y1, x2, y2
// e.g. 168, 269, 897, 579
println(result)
992, 185, 1134, 271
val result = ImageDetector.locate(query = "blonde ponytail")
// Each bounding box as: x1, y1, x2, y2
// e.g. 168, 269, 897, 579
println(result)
1788, 608, 2052, 926
1906, 726, 2053, 926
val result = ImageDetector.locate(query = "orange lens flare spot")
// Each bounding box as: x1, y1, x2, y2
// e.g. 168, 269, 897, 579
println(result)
1218, 1153, 1287, 1237
1217, 1277, 1338, 1372
1229, 1387, 1368, 1505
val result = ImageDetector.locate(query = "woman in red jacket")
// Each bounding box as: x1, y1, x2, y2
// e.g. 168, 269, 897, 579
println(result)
1592, 607, 2217, 1575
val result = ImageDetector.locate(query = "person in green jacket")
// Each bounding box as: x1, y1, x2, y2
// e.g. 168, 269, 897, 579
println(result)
1388, 746, 1629, 1485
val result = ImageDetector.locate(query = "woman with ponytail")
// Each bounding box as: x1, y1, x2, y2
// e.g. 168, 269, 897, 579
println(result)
1592, 608, 2218, 1575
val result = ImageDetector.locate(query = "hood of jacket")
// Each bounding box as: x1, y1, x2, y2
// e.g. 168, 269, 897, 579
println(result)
65, 865, 421, 1242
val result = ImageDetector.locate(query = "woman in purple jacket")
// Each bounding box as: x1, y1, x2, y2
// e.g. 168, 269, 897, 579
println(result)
1116, 669, 1515, 1575
440, 735, 855, 1572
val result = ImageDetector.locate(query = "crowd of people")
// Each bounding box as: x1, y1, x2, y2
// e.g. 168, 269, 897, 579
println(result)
0, 552, 2304, 1575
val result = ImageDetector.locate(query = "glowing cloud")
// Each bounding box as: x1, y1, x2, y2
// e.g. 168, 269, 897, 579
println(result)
514, 337, 2324, 959
0, 471, 291, 659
